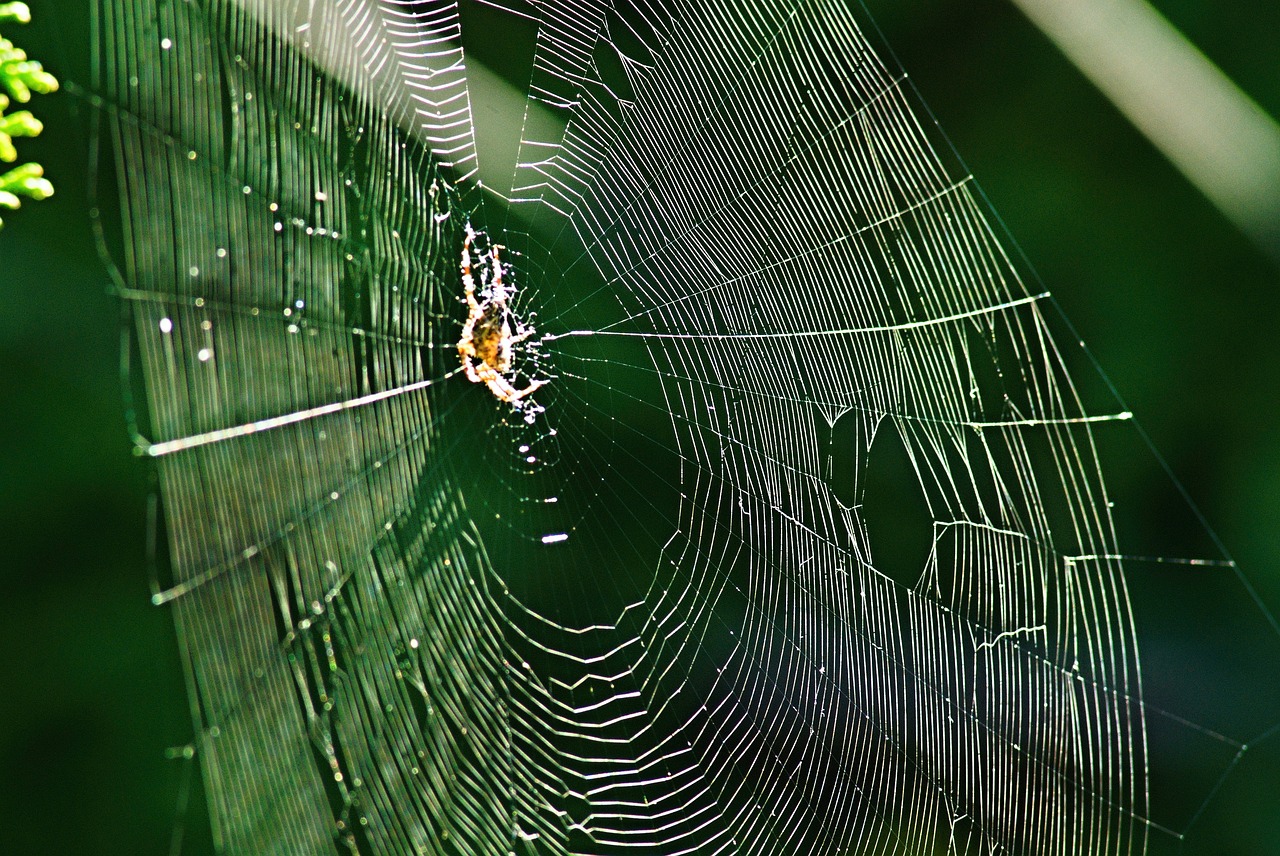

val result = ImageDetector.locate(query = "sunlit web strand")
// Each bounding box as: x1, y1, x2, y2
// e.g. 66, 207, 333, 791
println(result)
142, 372, 459, 458
544, 291, 1047, 341
555, 347, 1134, 429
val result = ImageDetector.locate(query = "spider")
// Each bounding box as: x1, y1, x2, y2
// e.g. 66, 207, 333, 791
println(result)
456, 225, 547, 406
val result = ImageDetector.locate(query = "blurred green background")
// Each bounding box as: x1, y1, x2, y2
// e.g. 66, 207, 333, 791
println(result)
2, 0, 1277, 853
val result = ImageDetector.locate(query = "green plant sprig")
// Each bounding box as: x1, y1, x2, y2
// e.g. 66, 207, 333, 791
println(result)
0, 2, 57, 229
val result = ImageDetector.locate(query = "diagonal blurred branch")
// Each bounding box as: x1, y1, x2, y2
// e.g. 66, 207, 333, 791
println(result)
1009, 0, 1280, 263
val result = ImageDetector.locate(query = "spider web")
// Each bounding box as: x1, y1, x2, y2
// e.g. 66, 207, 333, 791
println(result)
89, 0, 1280, 854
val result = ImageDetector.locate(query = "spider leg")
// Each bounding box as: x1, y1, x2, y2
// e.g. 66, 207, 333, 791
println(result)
488, 375, 547, 405
490, 244, 504, 291
506, 378, 548, 403
507, 326, 538, 345
460, 241, 481, 309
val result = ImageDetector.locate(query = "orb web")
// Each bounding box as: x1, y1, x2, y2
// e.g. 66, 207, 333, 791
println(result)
89, 0, 1280, 854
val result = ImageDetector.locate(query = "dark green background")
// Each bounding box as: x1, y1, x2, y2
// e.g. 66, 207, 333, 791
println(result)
3, 0, 1277, 853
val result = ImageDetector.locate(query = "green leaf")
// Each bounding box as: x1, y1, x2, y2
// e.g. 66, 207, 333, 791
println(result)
0, 4, 56, 228
0, 3, 31, 26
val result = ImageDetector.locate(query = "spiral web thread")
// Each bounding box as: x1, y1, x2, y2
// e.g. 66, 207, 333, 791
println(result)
90, 0, 1276, 854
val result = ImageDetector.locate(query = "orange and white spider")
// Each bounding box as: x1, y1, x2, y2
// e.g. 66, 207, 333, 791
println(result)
456, 224, 547, 407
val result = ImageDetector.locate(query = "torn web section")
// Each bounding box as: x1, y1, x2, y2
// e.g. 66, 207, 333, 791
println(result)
94, 0, 536, 852
508, 0, 1145, 853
